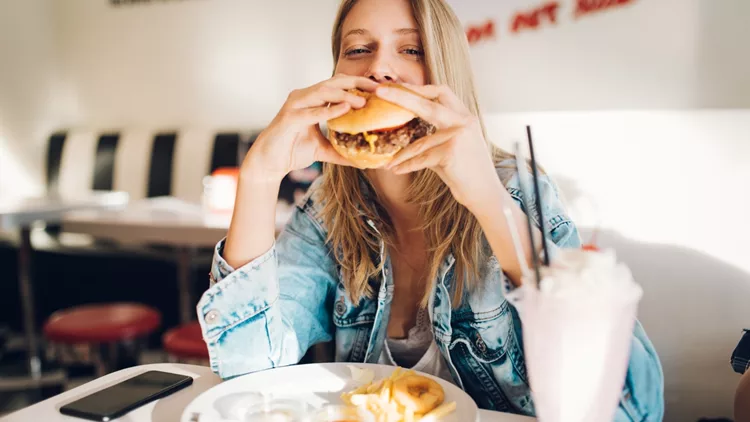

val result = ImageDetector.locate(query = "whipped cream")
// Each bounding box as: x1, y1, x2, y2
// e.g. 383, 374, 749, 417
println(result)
534, 248, 642, 300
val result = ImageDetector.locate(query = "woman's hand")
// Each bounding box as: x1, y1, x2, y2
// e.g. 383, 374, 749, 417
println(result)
243, 75, 379, 183
225, 75, 378, 268
377, 84, 542, 286
375, 83, 502, 211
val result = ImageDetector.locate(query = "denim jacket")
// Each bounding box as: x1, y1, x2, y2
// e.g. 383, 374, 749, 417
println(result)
197, 160, 664, 421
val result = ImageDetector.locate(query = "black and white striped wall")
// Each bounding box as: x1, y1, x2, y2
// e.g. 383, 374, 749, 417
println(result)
46, 129, 255, 203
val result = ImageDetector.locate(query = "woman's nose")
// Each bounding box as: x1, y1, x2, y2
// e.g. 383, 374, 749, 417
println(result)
365, 53, 399, 83
368, 73, 395, 83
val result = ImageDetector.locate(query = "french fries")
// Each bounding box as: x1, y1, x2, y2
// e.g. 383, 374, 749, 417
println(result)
420, 401, 457, 421
340, 367, 457, 422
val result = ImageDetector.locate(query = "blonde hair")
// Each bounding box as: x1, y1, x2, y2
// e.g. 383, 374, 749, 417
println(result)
320, 0, 514, 307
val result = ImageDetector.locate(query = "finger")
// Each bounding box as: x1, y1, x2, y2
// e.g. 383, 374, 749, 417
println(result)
385, 128, 458, 169
312, 127, 355, 166
390, 143, 452, 174
295, 102, 351, 124
329, 74, 380, 92
399, 83, 467, 112
375, 85, 460, 129
292, 86, 366, 109
315, 141, 355, 167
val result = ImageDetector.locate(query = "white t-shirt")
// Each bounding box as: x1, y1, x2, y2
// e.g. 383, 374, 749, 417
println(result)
378, 308, 455, 384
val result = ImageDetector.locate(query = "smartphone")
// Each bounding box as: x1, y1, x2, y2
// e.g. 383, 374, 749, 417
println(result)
59, 370, 194, 421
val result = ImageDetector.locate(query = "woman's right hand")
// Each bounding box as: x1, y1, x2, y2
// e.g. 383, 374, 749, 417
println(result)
242, 75, 379, 183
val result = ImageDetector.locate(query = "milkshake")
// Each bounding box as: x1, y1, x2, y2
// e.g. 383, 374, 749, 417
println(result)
507, 248, 643, 422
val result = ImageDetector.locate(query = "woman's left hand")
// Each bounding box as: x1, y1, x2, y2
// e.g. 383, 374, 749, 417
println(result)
375, 83, 502, 210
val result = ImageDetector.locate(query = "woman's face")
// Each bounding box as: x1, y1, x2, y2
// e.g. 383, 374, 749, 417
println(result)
335, 0, 428, 86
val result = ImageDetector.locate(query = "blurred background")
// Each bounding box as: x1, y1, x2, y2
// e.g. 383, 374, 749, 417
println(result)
0, 0, 749, 420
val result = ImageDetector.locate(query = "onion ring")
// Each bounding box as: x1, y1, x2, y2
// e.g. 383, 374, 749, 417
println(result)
391, 374, 445, 414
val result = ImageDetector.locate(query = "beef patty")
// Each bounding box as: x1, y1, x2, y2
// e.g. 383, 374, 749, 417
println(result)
333, 118, 436, 154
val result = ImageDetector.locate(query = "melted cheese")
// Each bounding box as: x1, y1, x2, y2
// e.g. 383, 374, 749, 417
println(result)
363, 131, 378, 153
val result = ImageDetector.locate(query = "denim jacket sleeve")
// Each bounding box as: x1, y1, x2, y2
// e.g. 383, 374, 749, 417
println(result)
501, 165, 581, 254
499, 161, 665, 420
197, 202, 337, 379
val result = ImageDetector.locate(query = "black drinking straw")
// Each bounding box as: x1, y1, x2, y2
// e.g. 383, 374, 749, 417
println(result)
526, 125, 550, 266
514, 142, 541, 288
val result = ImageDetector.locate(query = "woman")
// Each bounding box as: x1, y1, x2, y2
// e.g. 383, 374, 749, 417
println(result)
197, 0, 664, 419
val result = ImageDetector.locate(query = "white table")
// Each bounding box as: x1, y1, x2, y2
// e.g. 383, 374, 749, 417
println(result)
0, 363, 535, 422
62, 197, 293, 323
0, 192, 129, 232
0, 191, 129, 390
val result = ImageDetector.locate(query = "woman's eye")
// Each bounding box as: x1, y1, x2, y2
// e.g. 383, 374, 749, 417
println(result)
402, 48, 425, 57
344, 48, 370, 57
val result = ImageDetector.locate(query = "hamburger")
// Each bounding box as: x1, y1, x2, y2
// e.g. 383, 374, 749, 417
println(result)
326, 83, 436, 169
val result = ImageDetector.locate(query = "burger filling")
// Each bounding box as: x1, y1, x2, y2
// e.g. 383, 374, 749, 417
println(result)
334, 118, 436, 154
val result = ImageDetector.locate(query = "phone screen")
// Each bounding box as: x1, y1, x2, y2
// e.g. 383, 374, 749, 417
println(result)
60, 370, 193, 421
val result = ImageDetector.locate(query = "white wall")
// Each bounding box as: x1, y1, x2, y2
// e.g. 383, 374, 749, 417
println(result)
451, 0, 750, 111
52, 0, 341, 129
2, 0, 749, 420
0, 0, 66, 197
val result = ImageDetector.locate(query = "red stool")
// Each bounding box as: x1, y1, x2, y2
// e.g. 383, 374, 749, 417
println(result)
162, 322, 208, 363
44, 303, 161, 376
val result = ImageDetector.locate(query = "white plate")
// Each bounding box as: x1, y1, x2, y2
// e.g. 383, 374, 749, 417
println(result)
181, 363, 478, 422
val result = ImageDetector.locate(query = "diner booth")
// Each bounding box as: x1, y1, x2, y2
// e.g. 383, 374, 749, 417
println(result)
1, 0, 749, 421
